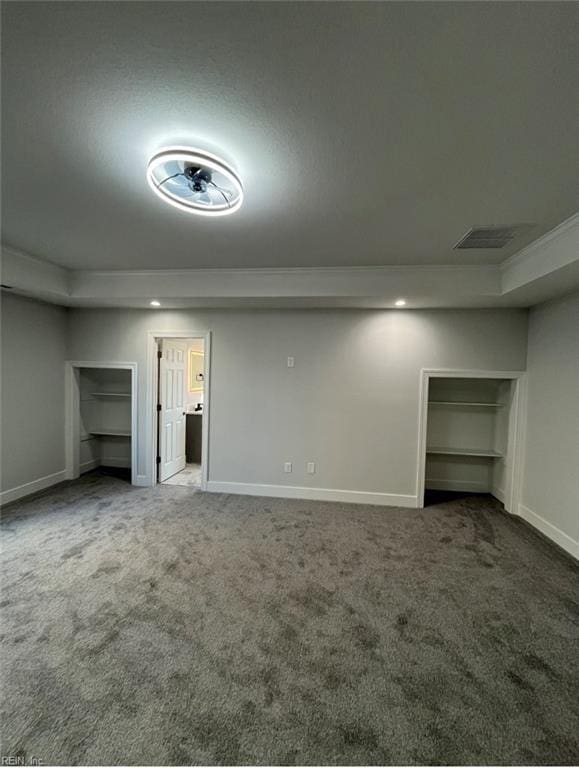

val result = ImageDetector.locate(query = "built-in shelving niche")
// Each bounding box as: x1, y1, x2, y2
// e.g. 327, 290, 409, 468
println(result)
425, 377, 514, 498
79, 368, 132, 476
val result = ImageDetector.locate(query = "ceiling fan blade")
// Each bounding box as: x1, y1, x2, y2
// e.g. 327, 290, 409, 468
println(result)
212, 183, 232, 196
209, 183, 233, 204
157, 171, 186, 189
190, 191, 211, 205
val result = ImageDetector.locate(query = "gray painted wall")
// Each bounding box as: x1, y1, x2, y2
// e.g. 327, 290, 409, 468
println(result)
1, 292, 67, 492
522, 292, 579, 544
66, 308, 528, 498
5, 295, 577, 553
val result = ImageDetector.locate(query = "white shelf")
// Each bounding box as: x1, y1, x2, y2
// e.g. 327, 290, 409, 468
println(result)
429, 401, 502, 408
426, 446, 503, 458
90, 392, 131, 398
89, 429, 131, 438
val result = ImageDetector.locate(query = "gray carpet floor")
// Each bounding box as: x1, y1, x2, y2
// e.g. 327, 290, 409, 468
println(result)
1, 472, 578, 766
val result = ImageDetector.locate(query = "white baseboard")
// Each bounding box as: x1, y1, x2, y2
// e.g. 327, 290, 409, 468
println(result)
425, 478, 490, 493
80, 458, 100, 474
517, 503, 578, 560
492, 486, 505, 503
0, 470, 67, 506
206, 481, 417, 508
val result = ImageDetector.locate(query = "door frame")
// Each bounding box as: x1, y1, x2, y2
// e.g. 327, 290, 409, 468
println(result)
146, 330, 211, 490
65, 360, 138, 484
416, 368, 527, 511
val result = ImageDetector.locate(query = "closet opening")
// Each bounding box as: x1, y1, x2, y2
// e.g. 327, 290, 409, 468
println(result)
65, 362, 137, 484
418, 370, 525, 510
155, 337, 207, 489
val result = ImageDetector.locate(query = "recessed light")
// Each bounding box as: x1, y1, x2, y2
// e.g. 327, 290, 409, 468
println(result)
150, 300, 161, 307
147, 147, 243, 216
395, 299, 406, 307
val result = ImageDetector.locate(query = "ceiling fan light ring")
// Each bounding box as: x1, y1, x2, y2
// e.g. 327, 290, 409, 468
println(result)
146, 147, 243, 216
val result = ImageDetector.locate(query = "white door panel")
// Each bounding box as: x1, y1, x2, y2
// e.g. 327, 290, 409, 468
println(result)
159, 340, 187, 481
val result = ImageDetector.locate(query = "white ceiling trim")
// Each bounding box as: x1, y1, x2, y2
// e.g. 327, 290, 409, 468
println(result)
1, 245, 71, 301
501, 212, 579, 270
500, 212, 579, 295
2, 213, 578, 309
71, 263, 500, 302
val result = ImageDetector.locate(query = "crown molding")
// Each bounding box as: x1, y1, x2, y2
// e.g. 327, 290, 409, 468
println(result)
1, 244, 71, 302
70, 262, 500, 304
501, 212, 579, 271
500, 212, 579, 296
78, 263, 496, 278
3, 223, 579, 309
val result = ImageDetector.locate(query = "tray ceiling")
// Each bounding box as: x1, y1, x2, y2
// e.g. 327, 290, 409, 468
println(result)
2, 2, 579, 271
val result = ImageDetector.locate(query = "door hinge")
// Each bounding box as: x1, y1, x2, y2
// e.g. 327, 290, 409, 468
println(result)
156, 403, 162, 412
157, 349, 162, 359
156, 455, 161, 465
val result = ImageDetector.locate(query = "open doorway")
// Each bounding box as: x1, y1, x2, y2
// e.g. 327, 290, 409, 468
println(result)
156, 337, 206, 489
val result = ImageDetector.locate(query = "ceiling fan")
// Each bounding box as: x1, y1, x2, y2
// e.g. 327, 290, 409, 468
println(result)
157, 164, 233, 208
146, 148, 243, 216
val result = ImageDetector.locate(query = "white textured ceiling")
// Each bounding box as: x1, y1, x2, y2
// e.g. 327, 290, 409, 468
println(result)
2, 1, 579, 271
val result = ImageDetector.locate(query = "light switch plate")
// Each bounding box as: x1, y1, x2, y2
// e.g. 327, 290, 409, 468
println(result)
307, 462, 316, 474
284, 462, 292, 473
287, 356, 295, 368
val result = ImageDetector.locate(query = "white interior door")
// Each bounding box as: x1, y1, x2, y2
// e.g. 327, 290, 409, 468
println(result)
159, 340, 187, 481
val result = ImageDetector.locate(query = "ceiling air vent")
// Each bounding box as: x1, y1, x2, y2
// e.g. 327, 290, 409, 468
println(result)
454, 225, 531, 250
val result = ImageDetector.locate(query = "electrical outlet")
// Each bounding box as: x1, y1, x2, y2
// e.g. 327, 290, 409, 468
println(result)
307, 462, 316, 474
287, 356, 295, 368
284, 462, 292, 473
